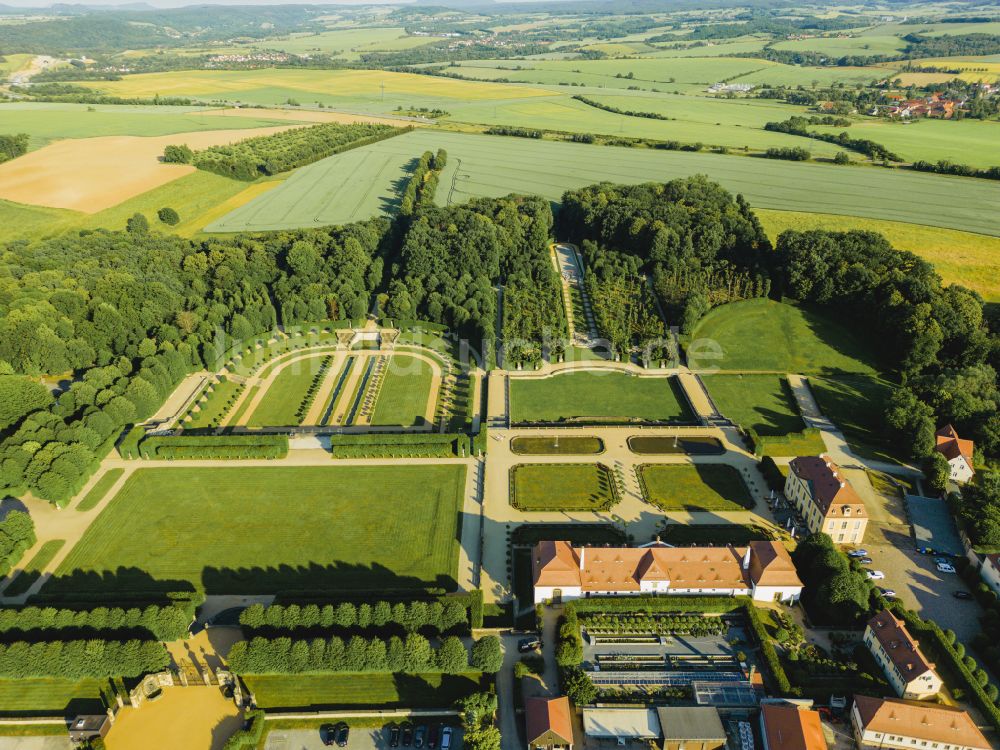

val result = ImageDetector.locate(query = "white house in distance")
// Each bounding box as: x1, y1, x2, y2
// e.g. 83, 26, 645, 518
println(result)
863, 608, 943, 700
785, 455, 868, 544
531, 540, 803, 605
851, 695, 991, 750
935, 424, 975, 484
980, 553, 1000, 597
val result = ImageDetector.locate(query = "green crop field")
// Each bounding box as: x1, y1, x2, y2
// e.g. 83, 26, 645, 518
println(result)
702, 374, 804, 435
511, 463, 616, 510
245, 672, 484, 710
371, 354, 436, 427
0, 102, 293, 150
254, 27, 436, 58
247, 354, 335, 426
53, 465, 466, 594
207, 130, 1000, 236
0, 678, 105, 716
510, 372, 691, 423
690, 300, 881, 375
756, 209, 1000, 302
639, 464, 755, 511
770, 34, 907, 56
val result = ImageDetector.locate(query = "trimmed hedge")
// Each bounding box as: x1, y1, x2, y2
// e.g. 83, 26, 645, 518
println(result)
329, 433, 462, 458
469, 590, 484, 629
223, 709, 265, 750
239, 599, 469, 635
0, 601, 195, 641
0, 510, 35, 578
139, 434, 288, 460
571, 595, 747, 615
118, 424, 145, 459
744, 603, 793, 695
0, 638, 169, 678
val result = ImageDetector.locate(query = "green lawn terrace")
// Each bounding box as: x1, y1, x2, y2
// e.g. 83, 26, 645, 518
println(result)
50, 465, 466, 596
639, 464, 755, 512
702, 374, 805, 436
509, 371, 693, 425
510, 463, 617, 511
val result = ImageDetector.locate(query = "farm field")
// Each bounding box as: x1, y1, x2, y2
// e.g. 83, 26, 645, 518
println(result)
0, 102, 295, 150
53, 465, 466, 594
246, 354, 335, 426
371, 353, 437, 427
0, 677, 105, 716
639, 464, 755, 511
756, 209, 1000, 301
770, 34, 907, 55
255, 27, 437, 58
509, 372, 691, 424
79, 68, 553, 113
208, 130, 1000, 236
809, 118, 1000, 168
689, 300, 882, 375
245, 672, 484, 710
0, 125, 294, 213
701, 374, 804, 435
511, 463, 616, 510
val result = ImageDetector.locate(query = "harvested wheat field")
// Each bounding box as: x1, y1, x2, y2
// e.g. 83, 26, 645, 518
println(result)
0, 126, 294, 213
203, 106, 418, 126
105, 686, 243, 750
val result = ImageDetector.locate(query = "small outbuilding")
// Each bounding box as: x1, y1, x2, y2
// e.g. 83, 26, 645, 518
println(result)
526, 696, 574, 750
583, 708, 660, 749
656, 707, 726, 750
68, 714, 111, 743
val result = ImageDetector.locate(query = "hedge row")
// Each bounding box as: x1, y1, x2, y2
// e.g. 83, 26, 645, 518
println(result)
223, 709, 265, 750
0, 638, 170, 678
228, 633, 470, 675
139, 434, 288, 460
894, 606, 1000, 733
329, 433, 463, 458
0, 602, 194, 641
571, 595, 747, 615
239, 599, 469, 634
744, 604, 793, 695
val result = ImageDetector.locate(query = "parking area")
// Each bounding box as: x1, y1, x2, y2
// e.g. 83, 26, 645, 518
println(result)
265, 724, 462, 750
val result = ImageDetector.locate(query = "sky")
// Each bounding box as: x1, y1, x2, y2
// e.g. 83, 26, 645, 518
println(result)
4, 0, 416, 8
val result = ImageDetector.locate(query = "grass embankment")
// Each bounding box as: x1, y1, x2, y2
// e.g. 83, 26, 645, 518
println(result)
702, 374, 804, 436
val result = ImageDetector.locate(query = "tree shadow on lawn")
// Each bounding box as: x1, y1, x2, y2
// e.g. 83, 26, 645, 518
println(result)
201, 562, 455, 597
743, 405, 806, 436
379, 156, 419, 216
690, 464, 755, 511
35, 567, 197, 604
797, 302, 886, 377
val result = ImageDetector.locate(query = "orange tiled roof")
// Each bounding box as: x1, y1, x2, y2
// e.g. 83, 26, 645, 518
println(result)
935, 424, 974, 463
525, 696, 573, 746
789, 455, 866, 519
761, 705, 828, 750
866, 609, 937, 682
853, 695, 989, 748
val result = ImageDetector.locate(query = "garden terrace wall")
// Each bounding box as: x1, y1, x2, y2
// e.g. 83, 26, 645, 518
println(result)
746, 427, 824, 457
139, 434, 288, 459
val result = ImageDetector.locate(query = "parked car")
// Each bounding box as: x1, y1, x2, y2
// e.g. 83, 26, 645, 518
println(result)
936, 562, 957, 574
952, 591, 973, 600
428, 725, 440, 750
858, 557, 874, 565
879, 588, 897, 598
414, 725, 427, 749
847, 549, 869, 558
518, 637, 541, 653
866, 570, 885, 580
322, 724, 337, 747
440, 727, 453, 750
389, 724, 401, 748
933, 556, 953, 565
335, 723, 350, 748
402, 723, 414, 747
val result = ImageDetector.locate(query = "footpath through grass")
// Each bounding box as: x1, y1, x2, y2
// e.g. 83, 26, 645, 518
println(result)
639, 464, 755, 511
510, 372, 691, 424
245, 672, 484, 711
75, 468, 124, 512
690, 299, 880, 375
511, 463, 616, 511
54, 465, 466, 595
2, 539, 65, 598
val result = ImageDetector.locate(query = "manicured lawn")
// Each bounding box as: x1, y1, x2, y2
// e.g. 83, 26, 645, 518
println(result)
1, 540, 65, 597
247, 354, 333, 426
639, 464, 755, 511
0, 677, 105, 716
54, 465, 466, 595
690, 300, 881, 375
511, 463, 617, 511
510, 372, 691, 424
185, 378, 241, 429
75, 468, 124, 512
371, 354, 436, 427
244, 672, 484, 710
809, 375, 902, 463
702, 374, 804, 435
510, 436, 604, 455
